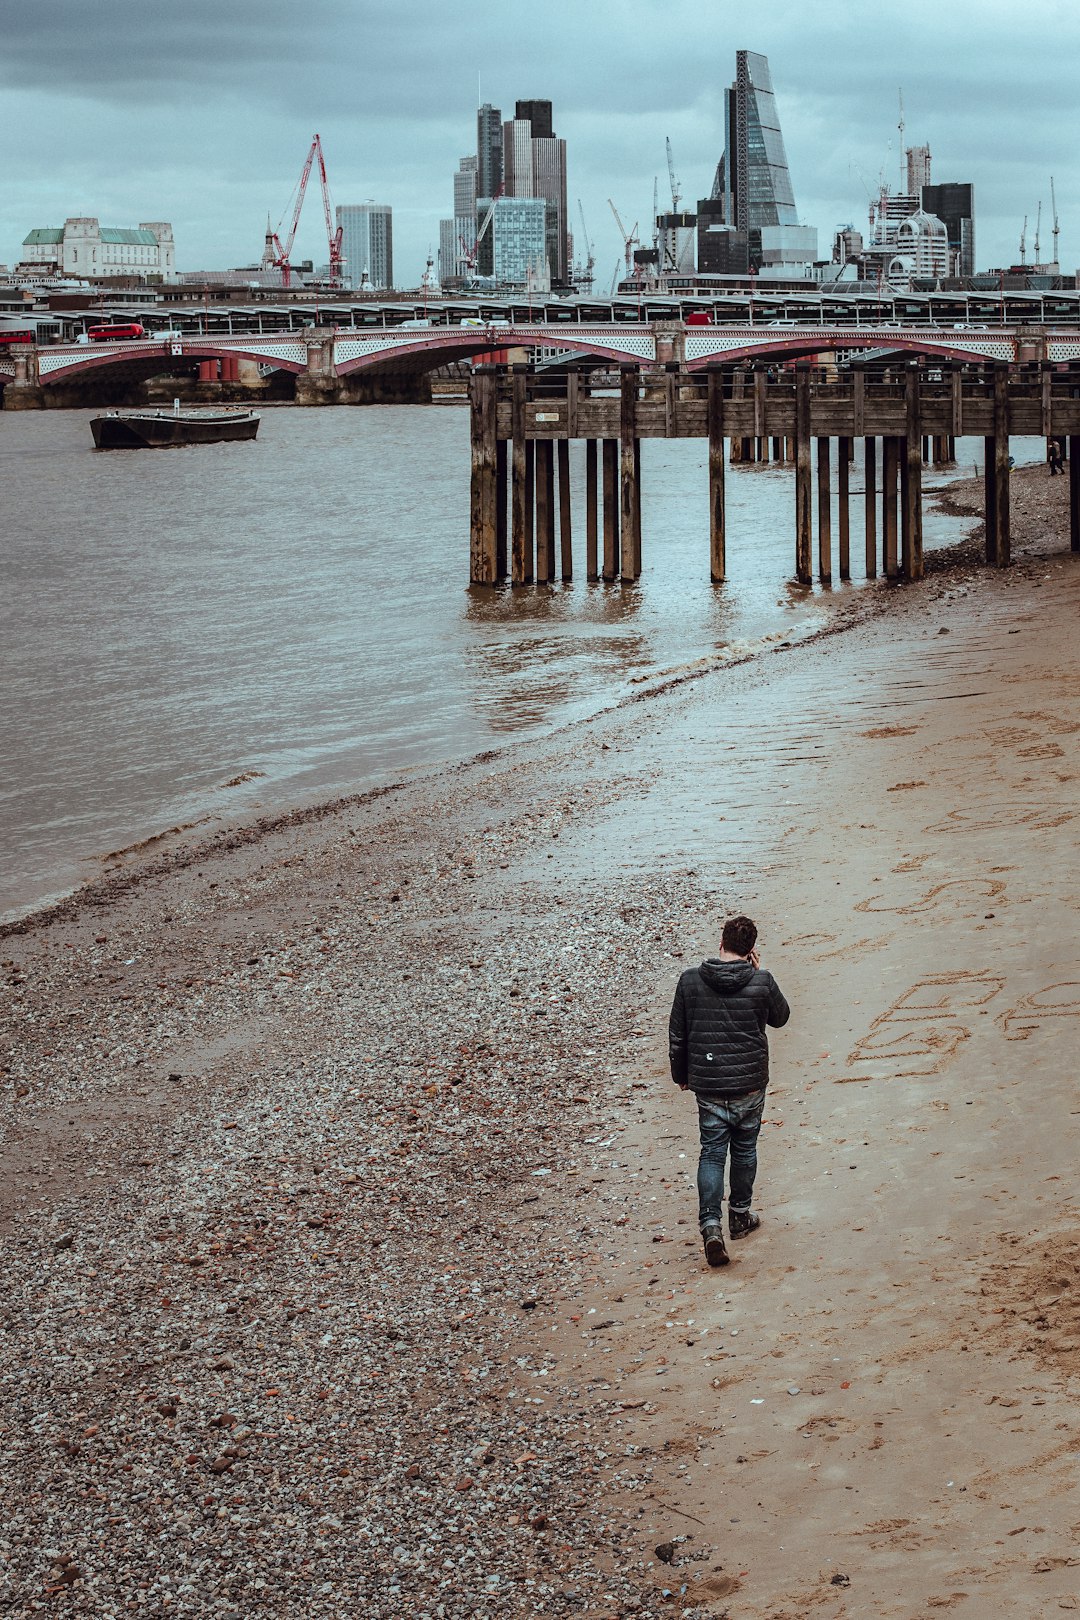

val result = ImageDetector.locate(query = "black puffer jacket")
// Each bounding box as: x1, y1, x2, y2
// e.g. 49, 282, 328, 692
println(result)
669, 958, 790, 1097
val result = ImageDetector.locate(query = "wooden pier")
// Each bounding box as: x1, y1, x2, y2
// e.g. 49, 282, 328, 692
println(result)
468, 360, 1080, 585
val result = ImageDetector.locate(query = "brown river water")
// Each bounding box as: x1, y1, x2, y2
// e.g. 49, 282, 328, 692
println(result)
0, 405, 1036, 921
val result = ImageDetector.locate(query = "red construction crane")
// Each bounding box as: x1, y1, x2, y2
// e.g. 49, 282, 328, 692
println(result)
272, 133, 345, 288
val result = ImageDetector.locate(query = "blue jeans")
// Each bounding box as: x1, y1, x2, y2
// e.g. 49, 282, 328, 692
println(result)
696, 1091, 766, 1230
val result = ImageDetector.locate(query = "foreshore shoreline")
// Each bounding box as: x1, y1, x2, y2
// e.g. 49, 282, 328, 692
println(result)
3, 463, 1079, 1618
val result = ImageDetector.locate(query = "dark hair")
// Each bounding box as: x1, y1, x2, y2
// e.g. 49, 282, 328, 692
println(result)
721, 914, 758, 958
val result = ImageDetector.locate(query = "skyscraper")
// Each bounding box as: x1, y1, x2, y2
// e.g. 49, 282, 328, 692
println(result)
453, 155, 478, 275
921, 182, 975, 277
336, 204, 393, 289
502, 118, 534, 197
708, 50, 817, 271
515, 99, 553, 140
530, 133, 568, 283
477, 104, 503, 200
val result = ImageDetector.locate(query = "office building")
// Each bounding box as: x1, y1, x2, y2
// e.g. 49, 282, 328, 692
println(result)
477, 104, 503, 200
710, 50, 817, 271
502, 119, 534, 197
696, 200, 749, 275
531, 134, 568, 283
886, 210, 950, 281
336, 204, 393, 289
480, 196, 547, 286
20, 218, 176, 281
657, 212, 697, 276
453, 155, 478, 275
515, 99, 553, 140
438, 218, 457, 285
921, 181, 975, 277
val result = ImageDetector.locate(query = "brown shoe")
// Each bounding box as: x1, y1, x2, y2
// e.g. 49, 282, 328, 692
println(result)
728, 1210, 761, 1240
702, 1222, 730, 1267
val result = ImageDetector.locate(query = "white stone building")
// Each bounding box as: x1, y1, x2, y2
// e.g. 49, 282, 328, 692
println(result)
20, 218, 176, 281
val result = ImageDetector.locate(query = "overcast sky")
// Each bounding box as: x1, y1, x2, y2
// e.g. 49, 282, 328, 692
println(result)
2, 0, 1078, 290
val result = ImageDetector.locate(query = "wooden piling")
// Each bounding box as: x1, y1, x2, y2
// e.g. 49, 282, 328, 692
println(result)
1071, 436, 1080, 553
557, 438, 572, 580
469, 368, 498, 585
524, 440, 535, 583
988, 364, 1010, 567
620, 369, 639, 580
883, 436, 899, 579
633, 437, 643, 575
495, 436, 508, 580
535, 439, 555, 582
838, 435, 850, 580
511, 369, 528, 584
585, 438, 599, 580
903, 366, 924, 581
707, 370, 726, 582
864, 437, 877, 579
602, 438, 618, 581
795, 364, 812, 584
817, 438, 832, 584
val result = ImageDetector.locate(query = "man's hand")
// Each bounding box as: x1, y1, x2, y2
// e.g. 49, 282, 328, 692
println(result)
678, 1083, 689, 1091
749, 947, 760, 969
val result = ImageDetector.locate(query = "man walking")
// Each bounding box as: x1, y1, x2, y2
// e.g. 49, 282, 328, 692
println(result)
668, 915, 790, 1267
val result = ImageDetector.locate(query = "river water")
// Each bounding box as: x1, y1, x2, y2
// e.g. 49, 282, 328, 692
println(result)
0, 405, 1032, 921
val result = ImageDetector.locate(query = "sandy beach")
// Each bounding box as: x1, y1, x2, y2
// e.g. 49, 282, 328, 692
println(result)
2, 462, 1078, 1619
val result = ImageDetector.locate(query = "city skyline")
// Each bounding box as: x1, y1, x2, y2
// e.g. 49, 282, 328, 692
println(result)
2, 0, 1077, 288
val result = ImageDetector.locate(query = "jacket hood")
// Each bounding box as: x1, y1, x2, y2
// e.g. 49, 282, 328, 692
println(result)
698, 957, 756, 994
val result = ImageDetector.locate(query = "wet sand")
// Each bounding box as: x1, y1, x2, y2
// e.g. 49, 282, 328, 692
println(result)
2, 464, 1078, 1617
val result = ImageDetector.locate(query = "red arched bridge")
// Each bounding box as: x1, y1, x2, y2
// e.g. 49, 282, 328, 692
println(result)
4, 321, 1080, 394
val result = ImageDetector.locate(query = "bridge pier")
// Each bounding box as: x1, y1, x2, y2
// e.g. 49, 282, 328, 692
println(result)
558, 440, 572, 580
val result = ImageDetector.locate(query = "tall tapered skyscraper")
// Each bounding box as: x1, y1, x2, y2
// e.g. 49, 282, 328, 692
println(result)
708, 50, 816, 271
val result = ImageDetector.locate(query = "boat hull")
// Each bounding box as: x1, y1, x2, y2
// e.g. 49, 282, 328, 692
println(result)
91, 411, 260, 449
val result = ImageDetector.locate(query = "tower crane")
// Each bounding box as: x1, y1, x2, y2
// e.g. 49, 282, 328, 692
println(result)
1019, 214, 1027, 267
652, 176, 659, 250
666, 136, 681, 211
460, 186, 502, 273
271, 133, 345, 288
608, 199, 639, 279
576, 200, 595, 290
1051, 176, 1060, 267
1034, 200, 1042, 265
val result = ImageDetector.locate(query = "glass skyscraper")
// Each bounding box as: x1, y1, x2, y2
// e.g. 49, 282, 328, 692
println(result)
708, 50, 815, 271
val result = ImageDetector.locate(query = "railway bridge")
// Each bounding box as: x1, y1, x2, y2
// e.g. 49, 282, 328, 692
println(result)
4, 322, 1079, 585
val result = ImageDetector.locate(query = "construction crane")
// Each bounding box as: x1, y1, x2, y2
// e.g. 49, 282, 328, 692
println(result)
652, 176, 659, 250
271, 133, 345, 288
1034, 200, 1042, 265
459, 186, 503, 273
608, 199, 639, 279
666, 136, 681, 211
1019, 214, 1028, 266
576, 200, 595, 290
1051, 176, 1060, 267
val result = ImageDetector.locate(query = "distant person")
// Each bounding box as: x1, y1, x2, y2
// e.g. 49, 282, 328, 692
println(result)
1048, 438, 1064, 476
668, 915, 790, 1268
